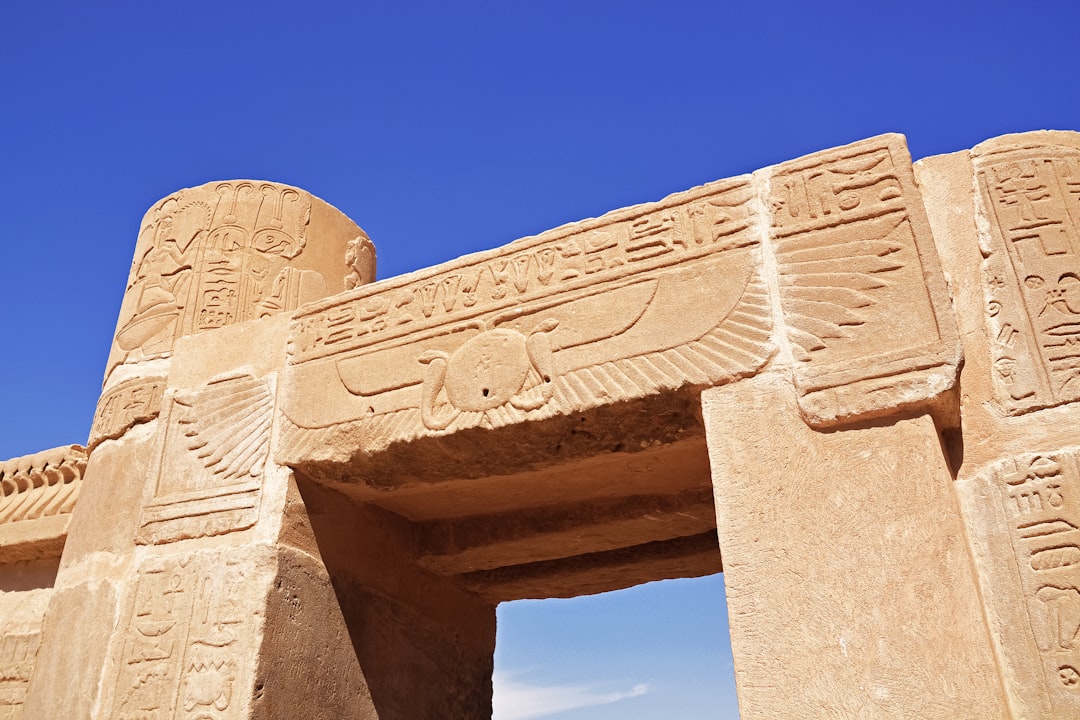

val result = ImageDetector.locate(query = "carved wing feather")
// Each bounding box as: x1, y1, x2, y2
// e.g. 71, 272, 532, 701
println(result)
776, 214, 907, 361
176, 376, 274, 481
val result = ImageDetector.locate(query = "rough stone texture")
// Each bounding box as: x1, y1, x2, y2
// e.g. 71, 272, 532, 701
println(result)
8, 132, 1080, 718
759, 134, 961, 428
22, 580, 116, 720
0, 589, 50, 720
917, 131, 1080, 718
102, 180, 371, 384
704, 376, 1007, 719
0, 445, 85, 562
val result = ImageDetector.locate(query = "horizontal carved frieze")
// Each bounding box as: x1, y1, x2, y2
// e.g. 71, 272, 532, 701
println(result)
280, 177, 775, 460
0, 445, 85, 526
0, 445, 86, 561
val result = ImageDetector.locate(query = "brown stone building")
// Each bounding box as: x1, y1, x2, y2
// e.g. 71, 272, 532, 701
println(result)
2, 130, 1079, 719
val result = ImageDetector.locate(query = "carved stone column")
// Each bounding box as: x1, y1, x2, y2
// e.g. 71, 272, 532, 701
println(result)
23, 182, 377, 720
918, 131, 1080, 718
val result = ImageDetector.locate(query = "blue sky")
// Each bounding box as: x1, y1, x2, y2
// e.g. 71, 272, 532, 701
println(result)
2, 2, 1078, 717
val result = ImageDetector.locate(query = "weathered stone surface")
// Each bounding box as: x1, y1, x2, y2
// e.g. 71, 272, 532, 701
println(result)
10, 131, 1080, 719
0, 589, 50, 720
704, 375, 1008, 719
917, 131, 1080, 719
279, 174, 774, 465
0, 445, 85, 563
761, 134, 961, 427
22, 580, 117, 720
104, 180, 370, 383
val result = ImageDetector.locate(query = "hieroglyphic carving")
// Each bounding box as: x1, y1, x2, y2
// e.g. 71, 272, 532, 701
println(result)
138, 375, 273, 544
108, 182, 327, 375
89, 376, 167, 449
279, 177, 773, 459
767, 134, 959, 424
980, 450, 1080, 716
0, 446, 85, 526
0, 633, 40, 718
111, 554, 256, 720
976, 138, 1080, 414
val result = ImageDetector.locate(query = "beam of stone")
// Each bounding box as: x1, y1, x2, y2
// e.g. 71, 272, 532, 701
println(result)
278, 173, 775, 471
918, 131, 1080, 718
415, 486, 717, 574
460, 531, 724, 603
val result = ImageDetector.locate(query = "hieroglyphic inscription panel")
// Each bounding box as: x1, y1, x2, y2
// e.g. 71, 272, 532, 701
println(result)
109, 553, 260, 720
280, 177, 774, 460
976, 138, 1080, 414
767, 134, 959, 424
972, 450, 1080, 717
138, 375, 273, 544
107, 181, 330, 378
90, 376, 167, 449
0, 634, 40, 719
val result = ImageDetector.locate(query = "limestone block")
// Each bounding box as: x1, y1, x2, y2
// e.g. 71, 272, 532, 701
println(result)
704, 375, 1008, 720
98, 546, 275, 720
973, 132, 1080, 416
253, 546, 376, 719
58, 425, 157, 569
917, 131, 1080, 718
0, 589, 50, 720
102, 179, 372, 396
759, 134, 961, 427
0, 445, 86, 563
294, 475, 497, 719
22, 580, 117, 720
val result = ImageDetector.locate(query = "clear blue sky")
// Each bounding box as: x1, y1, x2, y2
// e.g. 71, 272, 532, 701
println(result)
2, 2, 1077, 718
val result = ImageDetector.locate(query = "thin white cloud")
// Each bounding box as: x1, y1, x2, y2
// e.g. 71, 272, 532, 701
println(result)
493, 671, 649, 720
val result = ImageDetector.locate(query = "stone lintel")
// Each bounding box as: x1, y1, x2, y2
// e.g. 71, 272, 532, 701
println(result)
277, 133, 962, 511
0, 445, 85, 563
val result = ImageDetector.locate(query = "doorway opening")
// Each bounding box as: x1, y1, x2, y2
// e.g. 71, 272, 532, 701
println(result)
494, 573, 739, 720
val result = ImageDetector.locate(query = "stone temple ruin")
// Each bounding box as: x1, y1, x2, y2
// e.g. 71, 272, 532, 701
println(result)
2, 130, 1080, 719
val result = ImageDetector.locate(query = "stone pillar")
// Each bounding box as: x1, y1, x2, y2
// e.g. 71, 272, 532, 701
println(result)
704, 377, 1007, 719
917, 131, 1080, 718
704, 136, 1011, 718
21, 181, 387, 719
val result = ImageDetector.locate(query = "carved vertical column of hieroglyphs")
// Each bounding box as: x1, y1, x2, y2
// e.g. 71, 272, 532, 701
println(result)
0, 446, 86, 720
705, 134, 1011, 719
22, 181, 373, 720
917, 130, 1080, 719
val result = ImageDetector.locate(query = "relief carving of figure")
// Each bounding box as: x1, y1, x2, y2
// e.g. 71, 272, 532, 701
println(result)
115, 200, 209, 354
